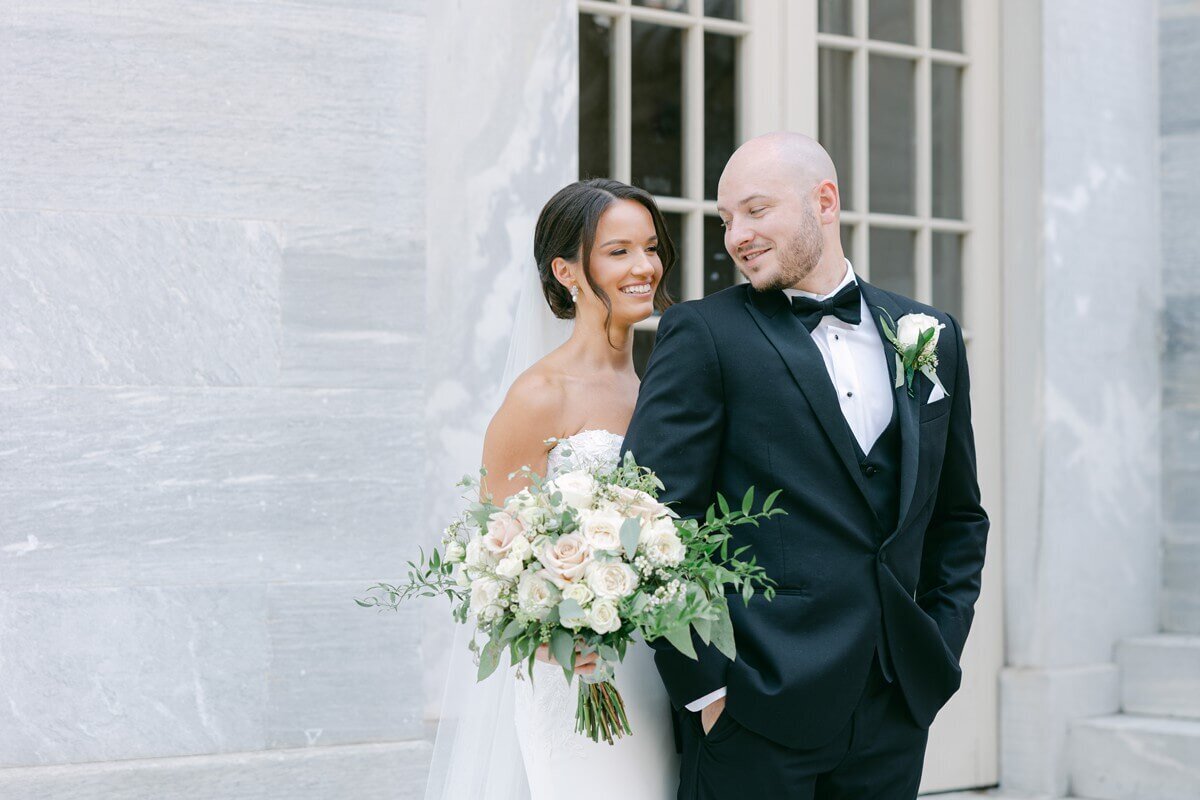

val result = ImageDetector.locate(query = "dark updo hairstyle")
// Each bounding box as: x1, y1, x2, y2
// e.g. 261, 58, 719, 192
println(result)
533, 179, 677, 336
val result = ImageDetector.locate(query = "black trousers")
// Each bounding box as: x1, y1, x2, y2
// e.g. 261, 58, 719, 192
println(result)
677, 653, 929, 800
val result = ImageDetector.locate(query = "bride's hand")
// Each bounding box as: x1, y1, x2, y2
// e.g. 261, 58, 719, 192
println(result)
535, 643, 598, 676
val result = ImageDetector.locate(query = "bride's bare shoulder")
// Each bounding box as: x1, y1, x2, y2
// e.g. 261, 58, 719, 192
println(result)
487, 360, 568, 441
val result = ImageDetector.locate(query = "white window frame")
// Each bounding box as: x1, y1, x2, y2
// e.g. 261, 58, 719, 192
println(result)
576, 0, 787, 332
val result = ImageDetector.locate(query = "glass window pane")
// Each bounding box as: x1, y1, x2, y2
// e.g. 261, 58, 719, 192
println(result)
633, 328, 656, 378
819, 0, 854, 35
869, 0, 915, 44
932, 232, 963, 322
931, 0, 964, 52
704, 215, 738, 295
633, 0, 687, 11
704, 0, 741, 20
932, 64, 963, 219
868, 55, 916, 215
819, 48, 855, 210
632, 23, 684, 197
659, 212, 685, 304
579, 15, 612, 180
841, 223, 856, 265
868, 227, 915, 297
705, 33, 737, 199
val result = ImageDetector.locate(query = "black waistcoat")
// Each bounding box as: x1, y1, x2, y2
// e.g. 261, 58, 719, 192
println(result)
847, 400, 902, 682
848, 399, 902, 537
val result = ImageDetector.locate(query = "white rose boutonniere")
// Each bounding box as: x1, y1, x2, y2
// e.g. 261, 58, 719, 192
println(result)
878, 309, 950, 400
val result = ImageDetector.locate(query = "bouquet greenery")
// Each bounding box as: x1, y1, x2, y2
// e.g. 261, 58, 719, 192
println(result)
359, 451, 780, 744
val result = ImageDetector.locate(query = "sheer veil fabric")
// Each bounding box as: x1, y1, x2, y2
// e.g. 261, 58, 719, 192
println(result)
422, 266, 571, 800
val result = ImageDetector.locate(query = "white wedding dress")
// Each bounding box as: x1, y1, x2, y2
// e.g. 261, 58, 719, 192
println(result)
511, 428, 679, 799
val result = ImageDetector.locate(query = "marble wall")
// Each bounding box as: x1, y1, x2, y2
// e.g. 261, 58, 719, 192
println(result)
0, 2, 427, 797
1161, 0, 1200, 636
999, 0, 1163, 793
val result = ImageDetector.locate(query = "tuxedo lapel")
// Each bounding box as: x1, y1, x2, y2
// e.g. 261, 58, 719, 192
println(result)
744, 289, 874, 512
858, 281, 921, 538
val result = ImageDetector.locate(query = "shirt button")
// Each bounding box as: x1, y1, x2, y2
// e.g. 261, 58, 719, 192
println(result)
834, 334, 840, 340
846, 391, 854, 398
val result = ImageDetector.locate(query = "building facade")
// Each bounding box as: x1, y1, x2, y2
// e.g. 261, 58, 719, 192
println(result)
0, 0, 1195, 798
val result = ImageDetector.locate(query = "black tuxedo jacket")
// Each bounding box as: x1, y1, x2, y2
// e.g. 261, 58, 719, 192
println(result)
623, 280, 989, 750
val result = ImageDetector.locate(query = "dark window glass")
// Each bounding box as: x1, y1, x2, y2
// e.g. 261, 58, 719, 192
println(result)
634, 0, 687, 10
931, 0, 963, 52
632, 23, 684, 196
868, 55, 916, 215
703, 215, 738, 295
932, 232, 963, 322
579, 15, 613, 180
840, 223, 856, 264
869, 0, 915, 44
705, 34, 738, 199
704, 0, 740, 20
932, 64, 963, 219
869, 227, 916, 298
633, 328, 657, 378
819, 48, 855, 210
819, 0, 854, 35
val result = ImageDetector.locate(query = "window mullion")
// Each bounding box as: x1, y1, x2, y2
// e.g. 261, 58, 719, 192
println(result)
684, 19, 706, 300
612, 11, 632, 183
915, 0, 932, 303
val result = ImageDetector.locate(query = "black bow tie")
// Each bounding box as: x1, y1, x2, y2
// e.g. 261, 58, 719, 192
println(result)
790, 281, 862, 332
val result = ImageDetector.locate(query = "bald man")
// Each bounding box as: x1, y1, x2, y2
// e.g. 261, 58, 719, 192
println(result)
623, 133, 988, 798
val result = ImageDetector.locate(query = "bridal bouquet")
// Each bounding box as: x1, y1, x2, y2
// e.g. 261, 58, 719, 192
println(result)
358, 449, 780, 744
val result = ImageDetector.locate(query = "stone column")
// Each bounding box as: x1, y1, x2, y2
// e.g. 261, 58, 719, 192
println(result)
998, 0, 1163, 795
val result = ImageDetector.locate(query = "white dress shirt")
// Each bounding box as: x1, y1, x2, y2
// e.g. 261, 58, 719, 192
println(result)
684, 260, 894, 714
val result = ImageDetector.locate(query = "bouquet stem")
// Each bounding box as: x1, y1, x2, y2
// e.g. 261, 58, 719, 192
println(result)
575, 679, 632, 744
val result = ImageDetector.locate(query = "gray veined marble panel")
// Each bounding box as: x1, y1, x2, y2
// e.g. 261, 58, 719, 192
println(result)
0, 740, 432, 800
0, 387, 422, 590
0, 210, 281, 387
0, 584, 269, 767
1162, 133, 1200, 293
1161, 14, 1200, 136
280, 223, 424, 389
265, 582, 422, 748
0, 1, 424, 226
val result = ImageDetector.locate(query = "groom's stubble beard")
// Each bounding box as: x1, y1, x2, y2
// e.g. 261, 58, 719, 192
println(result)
750, 204, 824, 292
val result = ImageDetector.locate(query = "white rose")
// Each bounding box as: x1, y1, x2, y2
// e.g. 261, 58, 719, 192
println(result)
609, 484, 672, 520
453, 564, 471, 588
478, 603, 505, 622
548, 470, 597, 510
537, 533, 593, 588
505, 488, 537, 513
896, 313, 945, 352
496, 556, 524, 579
517, 504, 549, 531
509, 534, 533, 562
586, 600, 621, 634
586, 561, 639, 599
516, 571, 557, 620
469, 577, 503, 611
562, 582, 595, 606
641, 519, 686, 566
443, 541, 466, 563
578, 508, 625, 552
465, 538, 493, 569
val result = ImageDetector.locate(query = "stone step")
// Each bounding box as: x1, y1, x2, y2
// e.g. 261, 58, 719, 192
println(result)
1164, 538, 1200, 634
1117, 634, 1200, 720
1068, 714, 1200, 800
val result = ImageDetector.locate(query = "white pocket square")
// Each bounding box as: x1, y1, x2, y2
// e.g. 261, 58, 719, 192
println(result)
927, 384, 947, 404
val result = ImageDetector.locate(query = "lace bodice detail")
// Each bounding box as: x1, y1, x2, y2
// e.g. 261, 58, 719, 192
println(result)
546, 429, 624, 478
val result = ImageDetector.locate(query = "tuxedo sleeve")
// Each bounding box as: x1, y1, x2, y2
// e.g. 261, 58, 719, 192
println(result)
622, 303, 731, 709
916, 314, 990, 661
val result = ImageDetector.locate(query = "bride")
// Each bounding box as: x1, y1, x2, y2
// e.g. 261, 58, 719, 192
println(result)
423, 179, 680, 799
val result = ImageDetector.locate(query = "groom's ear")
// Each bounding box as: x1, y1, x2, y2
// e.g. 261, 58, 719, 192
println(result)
816, 180, 840, 223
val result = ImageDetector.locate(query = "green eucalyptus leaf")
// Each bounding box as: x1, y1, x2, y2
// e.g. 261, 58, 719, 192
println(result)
710, 605, 737, 660
549, 628, 575, 673
763, 489, 782, 513
663, 624, 698, 660
620, 517, 642, 559
692, 616, 713, 645
477, 639, 503, 681
741, 487, 754, 516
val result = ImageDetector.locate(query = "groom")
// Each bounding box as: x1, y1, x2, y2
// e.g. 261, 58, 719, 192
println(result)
623, 132, 989, 798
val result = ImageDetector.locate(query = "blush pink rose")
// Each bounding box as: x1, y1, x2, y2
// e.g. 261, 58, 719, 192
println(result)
483, 512, 524, 556
538, 533, 593, 588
